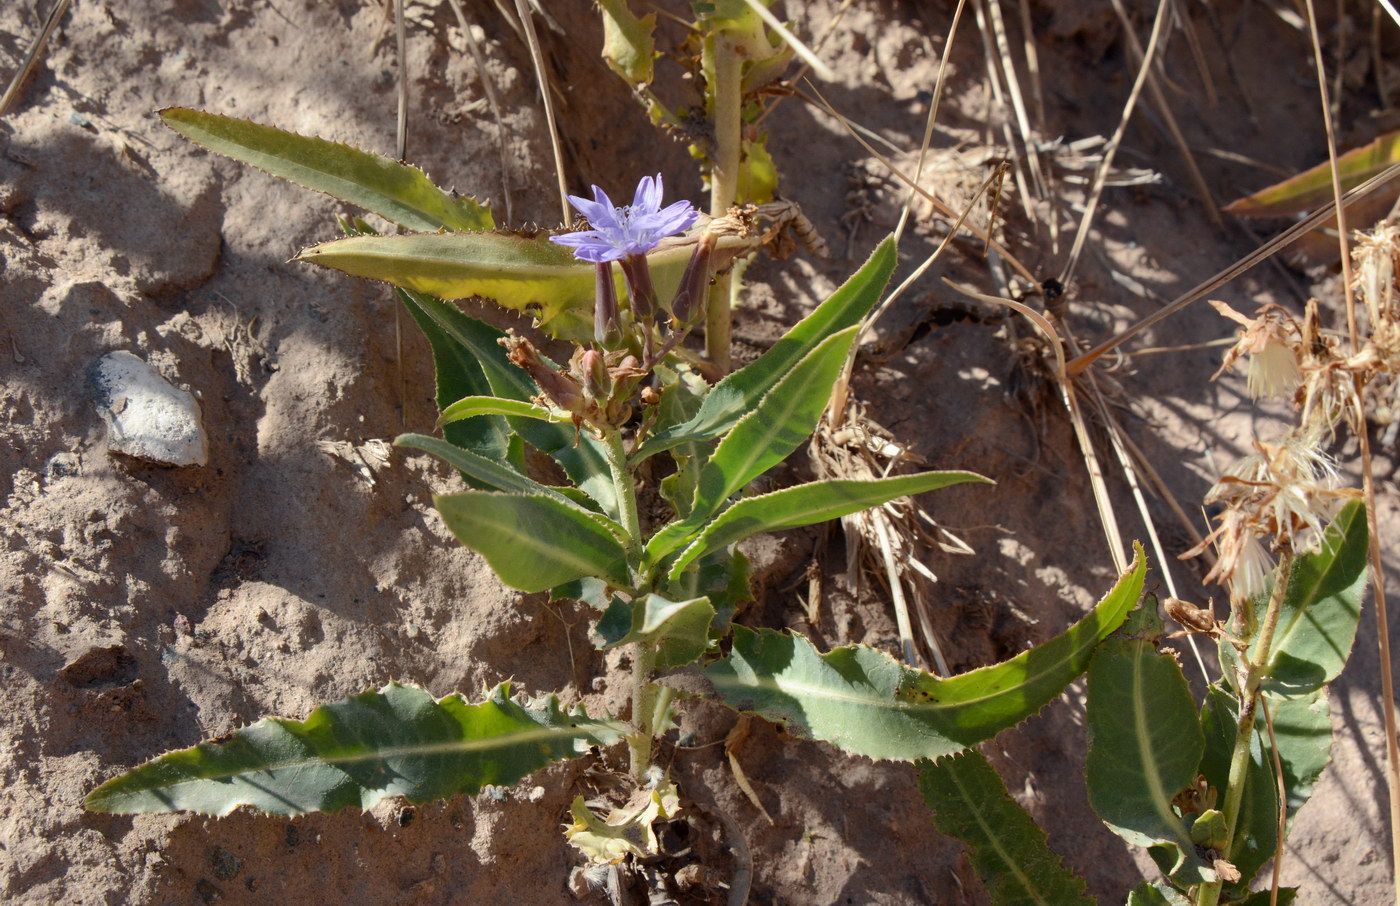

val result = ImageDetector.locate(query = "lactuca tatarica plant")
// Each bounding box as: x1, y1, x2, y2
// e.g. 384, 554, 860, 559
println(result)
84, 109, 1153, 878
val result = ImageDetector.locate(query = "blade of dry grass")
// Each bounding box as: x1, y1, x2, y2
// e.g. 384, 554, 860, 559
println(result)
971, 0, 1036, 225
1107, 0, 1222, 229
1304, 3, 1400, 901
514, 0, 569, 224
1170, 0, 1219, 107
805, 81, 1039, 285
1058, 0, 1171, 289
1324, 16, 1397, 906
395, 0, 409, 161
0, 0, 74, 117
985, 0, 1047, 202
447, 0, 515, 223
895, 0, 969, 245
739, 0, 834, 81
946, 280, 1129, 572
1065, 160, 1400, 374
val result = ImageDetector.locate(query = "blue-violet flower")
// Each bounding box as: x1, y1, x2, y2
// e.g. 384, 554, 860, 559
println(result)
550, 174, 697, 263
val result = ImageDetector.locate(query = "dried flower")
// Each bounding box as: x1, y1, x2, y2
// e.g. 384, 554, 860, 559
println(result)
1209, 300, 1302, 402
550, 174, 698, 263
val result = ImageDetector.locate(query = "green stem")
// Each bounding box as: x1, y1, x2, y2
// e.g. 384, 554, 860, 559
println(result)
600, 429, 641, 560
1196, 549, 1295, 906
704, 34, 743, 372
626, 640, 659, 780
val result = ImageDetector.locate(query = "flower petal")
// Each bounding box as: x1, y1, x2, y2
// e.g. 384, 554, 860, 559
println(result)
568, 194, 615, 228
633, 174, 662, 213
647, 199, 698, 236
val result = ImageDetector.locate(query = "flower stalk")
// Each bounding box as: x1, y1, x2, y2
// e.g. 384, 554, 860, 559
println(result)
1196, 548, 1296, 906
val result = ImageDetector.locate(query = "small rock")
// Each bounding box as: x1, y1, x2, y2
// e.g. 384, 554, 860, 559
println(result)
94, 351, 208, 466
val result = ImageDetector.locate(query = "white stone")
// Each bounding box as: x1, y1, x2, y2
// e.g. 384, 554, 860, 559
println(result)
94, 351, 209, 466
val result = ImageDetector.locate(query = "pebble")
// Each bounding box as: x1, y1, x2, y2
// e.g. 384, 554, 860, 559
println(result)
94, 351, 209, 466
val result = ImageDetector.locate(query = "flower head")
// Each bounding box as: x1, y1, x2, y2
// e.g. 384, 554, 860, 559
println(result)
550, 174, 697, 263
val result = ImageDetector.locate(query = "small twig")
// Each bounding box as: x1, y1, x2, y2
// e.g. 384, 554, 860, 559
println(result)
514, 0, 570, 225
1065, 160, 1400, 374
0, 0, 74, 117
1261, 697, 1288, 906
394, 0, 408, 161
894, 0, 969, 245
1059, 0, 1171, 289
446, 0, 515, 223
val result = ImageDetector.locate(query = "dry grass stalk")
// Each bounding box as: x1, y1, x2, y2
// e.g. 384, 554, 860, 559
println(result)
808, 406, 967, 674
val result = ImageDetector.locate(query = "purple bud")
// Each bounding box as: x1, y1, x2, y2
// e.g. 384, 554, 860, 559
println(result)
594, 262, 621, 346
619, 253, 658, 323
670, 232, 716, 325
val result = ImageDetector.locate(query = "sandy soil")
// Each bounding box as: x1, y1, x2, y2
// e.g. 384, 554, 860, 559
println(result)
1, 0, 1396, 903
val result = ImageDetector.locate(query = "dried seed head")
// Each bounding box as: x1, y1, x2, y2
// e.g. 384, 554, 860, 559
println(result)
1209, 300, 1302, 402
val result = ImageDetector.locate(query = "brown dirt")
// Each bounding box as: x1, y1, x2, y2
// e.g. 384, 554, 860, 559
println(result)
1, 1, 1396, 903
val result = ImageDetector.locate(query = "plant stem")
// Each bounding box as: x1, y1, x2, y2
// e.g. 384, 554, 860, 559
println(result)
600, 429, 641, 559
1196, 549, 1295, 906
627, 640, 659, 780
705, 34, 743, 372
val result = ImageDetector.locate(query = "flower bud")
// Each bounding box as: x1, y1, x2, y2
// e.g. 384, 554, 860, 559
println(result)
501, 334, 585, 413
620, 253, 658, 323
670, 232, 716, 326
593, 262, 622, 347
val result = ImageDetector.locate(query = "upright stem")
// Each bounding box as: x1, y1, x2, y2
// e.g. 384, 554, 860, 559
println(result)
627, 640, 659, 780
600, 426, 661, 779
600, 429, 641, 559
705, 35, 743, 372
1197, 550, 1295, 906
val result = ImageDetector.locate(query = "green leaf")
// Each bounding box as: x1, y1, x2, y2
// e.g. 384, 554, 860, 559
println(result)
396, 434, 595, 520
393, 291, 617, 517
434, 492, 632, 592
297, 232, 721, 343
397, 288, 513, 470
636, 235, 897, 463
1199, 685, 1276, 895
665, 471, 990, 583
594, 594, 717, 669
1257, 501, 1368, 696
598, 0, 656, 86
1125, 882, 1191, 906
917, 750, 1095, 906
161, 108, 493, 232
695, 545, 1146, 761
440, 395, 571, 427
662, 545, 752, 637
645, 326, 860, 562
85, 682, 621, 816
1086, 628, 1213, 887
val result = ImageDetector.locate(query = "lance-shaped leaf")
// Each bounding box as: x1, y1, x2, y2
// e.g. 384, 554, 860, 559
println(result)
435, 492, 631, 592
396, 291, 617, 516
1256, 500, 1367, 696
397, 288, 514, 468
85, 682, 622, 816
1199, 685, 1276, 897
440, 395, 571, 427
917, 750, 1095, 906
594, 594, 717, 669
693, 545, 1146, 761
161, 108, 493, 232
297, 232, 740, 343
1085, 629, 1213, 888
1230, 889, 1298, 906
636, 236, 897, 462
645, 327, 859, 563
396, 434, 607, 525
665, 471, 990, 582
